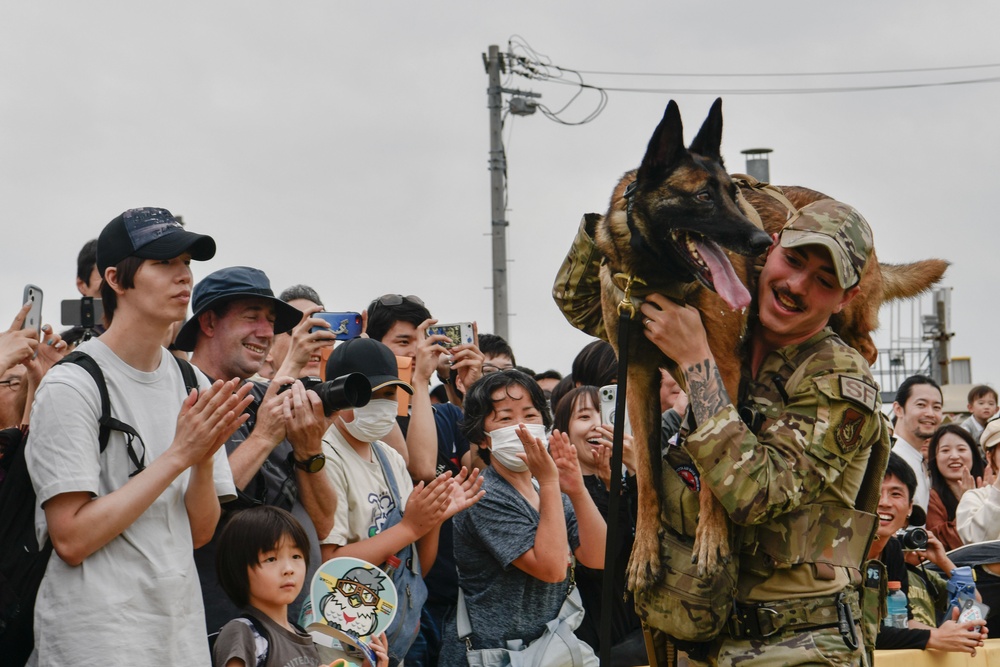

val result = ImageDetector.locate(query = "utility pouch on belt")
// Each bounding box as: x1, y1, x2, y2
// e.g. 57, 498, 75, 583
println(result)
633, 527, 737, 643
860, 560, 886, 663
633, 445, 737, 643
552, 213, 606, 341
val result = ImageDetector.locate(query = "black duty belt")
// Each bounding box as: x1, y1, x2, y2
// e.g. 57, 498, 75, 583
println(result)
727, 589, 861, 647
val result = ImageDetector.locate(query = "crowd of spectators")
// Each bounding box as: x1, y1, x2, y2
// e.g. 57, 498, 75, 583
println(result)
6, 207, 1000, 666
874, 375, 1000, 655
0, 207, 678, 667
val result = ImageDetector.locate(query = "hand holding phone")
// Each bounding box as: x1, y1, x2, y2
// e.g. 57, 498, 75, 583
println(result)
426, 322, 474, 349
0, 299, 41, 371
22, 285, 43, 337
311, 312, 363, 340
599, 384, 631, 435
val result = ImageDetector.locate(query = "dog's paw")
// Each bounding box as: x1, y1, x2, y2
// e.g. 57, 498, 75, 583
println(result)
627, 530, 662, 594
694, 504, 730, 577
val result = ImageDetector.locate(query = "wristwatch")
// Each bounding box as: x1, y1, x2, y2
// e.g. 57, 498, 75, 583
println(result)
290, 452, 326, 474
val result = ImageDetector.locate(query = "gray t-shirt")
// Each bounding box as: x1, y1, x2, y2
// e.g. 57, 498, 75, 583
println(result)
212, 607, 321, 667
439, 466, 580, 665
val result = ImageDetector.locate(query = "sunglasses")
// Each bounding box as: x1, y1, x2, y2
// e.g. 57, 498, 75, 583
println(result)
374, 294, 425, 308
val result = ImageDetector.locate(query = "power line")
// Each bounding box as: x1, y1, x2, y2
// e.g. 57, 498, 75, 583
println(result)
539, 72, 1000, 95
569, 62, 1000, 78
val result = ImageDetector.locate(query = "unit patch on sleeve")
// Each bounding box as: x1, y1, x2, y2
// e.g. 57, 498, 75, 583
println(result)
836, 407, 867, 453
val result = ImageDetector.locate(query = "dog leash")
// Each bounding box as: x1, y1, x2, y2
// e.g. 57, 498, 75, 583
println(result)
597, 271, 642, 667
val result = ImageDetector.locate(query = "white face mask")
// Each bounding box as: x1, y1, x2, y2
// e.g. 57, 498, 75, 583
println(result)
344, 399, 398, 442
487, 423, 547, 473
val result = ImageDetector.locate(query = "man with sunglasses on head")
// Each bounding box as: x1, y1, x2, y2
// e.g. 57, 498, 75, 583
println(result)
365, 293, 486, 667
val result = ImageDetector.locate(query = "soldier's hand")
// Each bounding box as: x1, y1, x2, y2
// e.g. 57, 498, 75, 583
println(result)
640, 294, 711, 368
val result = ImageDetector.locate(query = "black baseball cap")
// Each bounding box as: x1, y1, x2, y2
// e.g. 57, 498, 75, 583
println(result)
173, 266, 304, 351
96, 207, 216, 275
326, 338, 413, 394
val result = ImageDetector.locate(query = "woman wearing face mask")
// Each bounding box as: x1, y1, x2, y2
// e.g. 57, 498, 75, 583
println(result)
438, 370, 606, 667
318, 338, 484, 664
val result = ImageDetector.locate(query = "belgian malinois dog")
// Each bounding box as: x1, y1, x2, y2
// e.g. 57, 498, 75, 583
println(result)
594, 99, 949, 595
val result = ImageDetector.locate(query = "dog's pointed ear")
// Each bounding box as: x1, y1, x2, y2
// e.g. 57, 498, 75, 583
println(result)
689, 97, 723, 161
637, 100, 686, 183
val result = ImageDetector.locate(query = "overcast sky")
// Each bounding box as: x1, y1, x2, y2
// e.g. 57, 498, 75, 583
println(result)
3, 1, 999, 393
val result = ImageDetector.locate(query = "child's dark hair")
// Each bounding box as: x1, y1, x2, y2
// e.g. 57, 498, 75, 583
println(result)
968, 384, 998, 404
553, 385, 600, 434
216, 506, 311, 608
460, 370, 552, 459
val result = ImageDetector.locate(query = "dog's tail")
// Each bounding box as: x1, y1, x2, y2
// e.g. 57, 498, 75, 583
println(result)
880, 259, 950, 300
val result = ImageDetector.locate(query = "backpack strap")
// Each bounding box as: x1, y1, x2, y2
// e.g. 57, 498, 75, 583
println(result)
208, 613, 271, 667
57, 351, 139, 456
371, 442, 421, 576
173, 355, 199, 395
57, 350, 198, 473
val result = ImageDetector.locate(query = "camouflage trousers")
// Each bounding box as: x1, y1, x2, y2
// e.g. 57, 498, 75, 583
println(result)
688, 625, 866, 667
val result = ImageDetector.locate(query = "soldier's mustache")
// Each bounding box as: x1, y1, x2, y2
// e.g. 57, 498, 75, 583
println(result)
774, 286, 805, 311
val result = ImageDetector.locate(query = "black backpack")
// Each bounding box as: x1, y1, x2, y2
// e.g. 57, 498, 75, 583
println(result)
0, 350, 198, 666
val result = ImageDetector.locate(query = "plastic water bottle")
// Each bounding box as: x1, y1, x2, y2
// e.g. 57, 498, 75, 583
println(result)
885, 580, 908, 629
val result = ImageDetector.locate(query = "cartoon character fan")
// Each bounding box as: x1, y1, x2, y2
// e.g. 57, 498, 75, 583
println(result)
299, 557, 397, 666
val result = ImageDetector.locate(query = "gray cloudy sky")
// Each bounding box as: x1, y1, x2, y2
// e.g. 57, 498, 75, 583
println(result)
3, 1, 999, 390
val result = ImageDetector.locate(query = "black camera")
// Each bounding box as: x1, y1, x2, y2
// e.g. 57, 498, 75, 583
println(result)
896, 526, 928, 551
278, 373, 372, 416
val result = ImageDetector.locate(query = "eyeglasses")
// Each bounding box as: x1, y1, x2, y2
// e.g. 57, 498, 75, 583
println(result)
482, 363, 515, 375
0, 377, 23, 391
336, 579, 380, 607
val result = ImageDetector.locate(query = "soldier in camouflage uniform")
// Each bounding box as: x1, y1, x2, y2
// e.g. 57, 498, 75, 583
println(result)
641, 199, 892, 666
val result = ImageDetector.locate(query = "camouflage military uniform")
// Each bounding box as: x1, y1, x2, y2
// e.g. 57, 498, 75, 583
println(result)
684, 327, 891, 666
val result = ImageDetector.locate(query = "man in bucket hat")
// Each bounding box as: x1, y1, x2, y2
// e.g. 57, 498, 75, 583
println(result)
182, 266, 339, 630
642, 199, 892, 665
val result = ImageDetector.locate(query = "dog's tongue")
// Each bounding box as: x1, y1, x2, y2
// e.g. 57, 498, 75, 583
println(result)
694, 239, 752, 311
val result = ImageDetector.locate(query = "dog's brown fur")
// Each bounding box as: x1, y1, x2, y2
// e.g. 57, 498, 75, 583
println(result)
594, 99, 949, 595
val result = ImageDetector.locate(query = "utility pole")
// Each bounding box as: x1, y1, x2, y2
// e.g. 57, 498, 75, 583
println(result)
485, 45, 509, 340
483, 44, 540, 341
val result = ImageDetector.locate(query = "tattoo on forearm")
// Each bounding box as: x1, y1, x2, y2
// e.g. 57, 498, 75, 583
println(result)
685, 358, 731, 426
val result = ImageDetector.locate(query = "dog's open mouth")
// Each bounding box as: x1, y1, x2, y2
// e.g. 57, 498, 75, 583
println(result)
668, 230, 752, 311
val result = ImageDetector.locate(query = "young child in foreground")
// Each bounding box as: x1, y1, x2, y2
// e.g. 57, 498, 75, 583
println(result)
214, 506, 388, 667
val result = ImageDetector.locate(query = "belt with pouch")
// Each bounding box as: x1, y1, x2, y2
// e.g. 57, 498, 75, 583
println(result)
728, 589, 861, 646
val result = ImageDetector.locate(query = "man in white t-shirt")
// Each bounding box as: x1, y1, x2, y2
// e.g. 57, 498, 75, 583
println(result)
891, 374, 943, 513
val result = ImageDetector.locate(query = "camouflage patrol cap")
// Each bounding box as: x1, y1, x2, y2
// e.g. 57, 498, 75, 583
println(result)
779, 199, 873, 288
